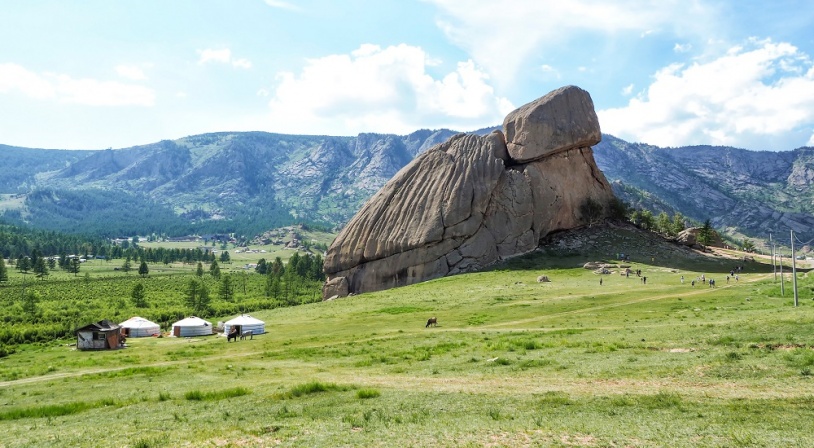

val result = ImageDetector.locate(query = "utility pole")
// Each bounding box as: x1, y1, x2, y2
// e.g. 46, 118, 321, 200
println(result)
770, 233, 777, 282
792, 230, 799, 307
780, 252, 785, 296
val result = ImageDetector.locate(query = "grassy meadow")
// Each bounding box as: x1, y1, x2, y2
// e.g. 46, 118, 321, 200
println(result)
1, 243, 814, 447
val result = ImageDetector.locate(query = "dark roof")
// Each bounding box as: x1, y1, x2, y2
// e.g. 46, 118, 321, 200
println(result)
75, 319, 120, 333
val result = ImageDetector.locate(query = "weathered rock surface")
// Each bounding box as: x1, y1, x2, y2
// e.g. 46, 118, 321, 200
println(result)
676, 227, 724, 248
323, 86, 615, 298
504, 85, 601, 163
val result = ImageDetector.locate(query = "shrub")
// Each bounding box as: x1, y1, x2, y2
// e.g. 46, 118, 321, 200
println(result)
357, 388, 381, 399
283, 381, 347, 398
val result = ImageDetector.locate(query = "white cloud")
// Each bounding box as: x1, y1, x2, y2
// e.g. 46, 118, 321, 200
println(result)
598, 39, 814, 150
256, 88, 270, 97
115, 64, 148, 80
55, 76, 155, 106
266, 44, 513, 135
264, 0, 299, 11
0, 62, 154, 106
427, 0, 717, 85
198, 48, 232, 64
540, 64, 561, 79
197, 48, 252, 69
0, 63, 55, 99
621, 84, 634, 95
232, 58, 253, 69
674, 43, 692, 53
807, 131, 814, 147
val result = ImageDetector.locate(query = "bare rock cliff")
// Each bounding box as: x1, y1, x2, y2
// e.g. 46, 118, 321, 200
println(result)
323, 86, 615, 298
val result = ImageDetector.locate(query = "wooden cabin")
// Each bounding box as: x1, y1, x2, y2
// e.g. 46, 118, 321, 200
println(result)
76, 319, 124, 350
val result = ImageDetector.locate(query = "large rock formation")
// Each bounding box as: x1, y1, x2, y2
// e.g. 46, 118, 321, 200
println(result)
323, 86, 615, 298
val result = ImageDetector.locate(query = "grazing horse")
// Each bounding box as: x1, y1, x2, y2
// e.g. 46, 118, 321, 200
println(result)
227, 328, 239, 342
425, 317, 437, 328
240, 330, 253, 340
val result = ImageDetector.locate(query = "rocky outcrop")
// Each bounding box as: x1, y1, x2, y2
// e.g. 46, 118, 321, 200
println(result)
504, 85, 601, 163
322, 86, 615, 298
676, 227, 724, 248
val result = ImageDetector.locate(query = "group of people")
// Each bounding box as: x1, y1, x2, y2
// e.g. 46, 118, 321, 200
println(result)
684, 273, 733, 287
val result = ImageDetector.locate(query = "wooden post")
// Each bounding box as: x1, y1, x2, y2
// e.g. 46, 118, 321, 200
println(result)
792, 230, 798, 307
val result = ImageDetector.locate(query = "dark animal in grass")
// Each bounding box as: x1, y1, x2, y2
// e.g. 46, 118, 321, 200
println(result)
240, 330, 253, 340
425, 317, 437, 328
227, 328, 239, 342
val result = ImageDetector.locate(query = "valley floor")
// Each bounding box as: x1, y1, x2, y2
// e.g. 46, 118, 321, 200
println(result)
1, 246, 812, 447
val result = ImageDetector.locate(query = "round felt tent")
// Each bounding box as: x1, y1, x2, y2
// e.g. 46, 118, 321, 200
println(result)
119, 316, 160, 337
171, 316, 213, 337
223, 314, 265, 336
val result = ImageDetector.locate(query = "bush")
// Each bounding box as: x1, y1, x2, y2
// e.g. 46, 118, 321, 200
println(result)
356, 388, 381, 399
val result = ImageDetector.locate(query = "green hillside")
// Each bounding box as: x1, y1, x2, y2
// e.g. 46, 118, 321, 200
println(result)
1, 227, 812, 447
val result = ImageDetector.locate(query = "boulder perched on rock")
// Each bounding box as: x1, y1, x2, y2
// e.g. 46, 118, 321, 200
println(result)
677, 227, 724, 248
323, 86, 615, 298
504, 85, 601, 163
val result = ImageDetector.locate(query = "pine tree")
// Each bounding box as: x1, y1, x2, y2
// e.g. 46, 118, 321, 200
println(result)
271, 257, 284, 277
22, 291, 39, 316
219, 274, 234, 301
18, 256, 31, 273
209, 260, 221, 279
184, 279, 211, 315
131, 283, 148, 308
185, 279, 200, 309
138, 261, 149, 277
69, 258, 81, 276
0, 257, 8, 283
196, 262, 204, 277
698, 219, 713, 246
255, 258, 268, 274
672, 213, 686, 235
656, 212, 671, 235
122, 256, 132, 273
639, 210, 655, 230
33, 256, 49, 280
310, 254, 325, 281
266, 274, 281, 299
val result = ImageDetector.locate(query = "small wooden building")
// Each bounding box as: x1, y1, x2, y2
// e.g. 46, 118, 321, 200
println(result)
76, 319, 124, 350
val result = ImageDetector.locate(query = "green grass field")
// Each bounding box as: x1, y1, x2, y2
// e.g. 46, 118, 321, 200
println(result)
1, 247, 813, 447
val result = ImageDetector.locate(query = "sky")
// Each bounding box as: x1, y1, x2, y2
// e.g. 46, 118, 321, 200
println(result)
1, 0, 813, 151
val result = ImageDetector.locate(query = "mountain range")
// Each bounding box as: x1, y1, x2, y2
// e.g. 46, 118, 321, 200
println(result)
1, 130, 812, 245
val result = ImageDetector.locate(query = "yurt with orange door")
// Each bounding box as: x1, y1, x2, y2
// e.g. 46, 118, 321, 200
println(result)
171, 316, 213, 337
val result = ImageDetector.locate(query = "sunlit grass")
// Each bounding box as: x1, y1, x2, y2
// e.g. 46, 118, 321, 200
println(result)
0, 247, 813, 446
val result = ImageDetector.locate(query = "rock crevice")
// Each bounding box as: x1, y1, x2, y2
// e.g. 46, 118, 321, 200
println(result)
323, 86, 615, 299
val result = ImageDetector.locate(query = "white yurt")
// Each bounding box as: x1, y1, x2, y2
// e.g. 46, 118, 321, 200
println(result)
171, 316, 213, 337
119, 316, 161, 337
223, 314, 265, 336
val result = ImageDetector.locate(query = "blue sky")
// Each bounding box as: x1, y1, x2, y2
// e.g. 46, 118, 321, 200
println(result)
1, 0, 813, 151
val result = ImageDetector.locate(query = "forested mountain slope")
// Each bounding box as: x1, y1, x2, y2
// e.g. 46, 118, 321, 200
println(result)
1, 131, 811, 243
0, 130, 456, 236
592, 135, 814, 243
